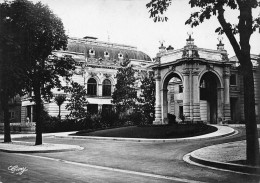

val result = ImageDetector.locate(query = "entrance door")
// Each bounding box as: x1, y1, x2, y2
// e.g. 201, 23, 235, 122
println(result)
200, 72, 219, 124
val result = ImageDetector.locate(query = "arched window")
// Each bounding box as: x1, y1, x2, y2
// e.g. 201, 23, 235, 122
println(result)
87, 78, 97, 96
102, 79, 111, 96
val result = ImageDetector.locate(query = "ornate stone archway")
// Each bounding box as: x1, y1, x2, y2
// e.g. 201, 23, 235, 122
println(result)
152, 36, 232, 124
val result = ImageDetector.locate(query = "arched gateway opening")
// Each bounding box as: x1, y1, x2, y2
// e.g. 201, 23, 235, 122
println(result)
152, 36, 232, 125
162, 73, 183, 123
199, 71, 221, 124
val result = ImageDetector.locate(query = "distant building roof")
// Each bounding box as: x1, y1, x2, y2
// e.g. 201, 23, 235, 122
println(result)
229, 54, 259, 67
67, 37, 152, 61
83, 36, 98, 40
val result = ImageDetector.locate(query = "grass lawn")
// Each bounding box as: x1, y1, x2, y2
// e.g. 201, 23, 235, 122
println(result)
72, 124, 217, 139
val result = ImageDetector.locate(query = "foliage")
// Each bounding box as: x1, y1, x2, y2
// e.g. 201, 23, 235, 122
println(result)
64, 81, 88, 119
54, 94, 66, 119
100, 109, 120, 127
146, 0, 260, 166
0, 0, 75, 145
137, 72, 156, 125
42, 110, 121, 133
54, 95, 66, 107
112, 58, 137, 113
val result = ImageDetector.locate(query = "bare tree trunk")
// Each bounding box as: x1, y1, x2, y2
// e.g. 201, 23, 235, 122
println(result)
58, 105, 61, 120
34, 84, 42, 145
2, 92, 11, 143
242, 59, 260, 166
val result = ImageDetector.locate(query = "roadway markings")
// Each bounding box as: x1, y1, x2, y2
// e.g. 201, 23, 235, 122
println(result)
17, 153, 206, 183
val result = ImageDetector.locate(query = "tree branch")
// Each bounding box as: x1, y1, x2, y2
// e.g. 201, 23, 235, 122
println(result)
217, 5, 241, 60
237, 0, 253, 61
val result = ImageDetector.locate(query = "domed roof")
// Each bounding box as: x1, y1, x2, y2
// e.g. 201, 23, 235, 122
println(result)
67, 37, 152, 62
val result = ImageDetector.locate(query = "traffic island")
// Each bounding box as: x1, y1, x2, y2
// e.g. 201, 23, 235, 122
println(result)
0, 141, 84, 153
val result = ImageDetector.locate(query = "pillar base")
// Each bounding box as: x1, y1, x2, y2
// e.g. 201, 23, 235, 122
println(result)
153, 119, 162, 125
224, 104, 231, 121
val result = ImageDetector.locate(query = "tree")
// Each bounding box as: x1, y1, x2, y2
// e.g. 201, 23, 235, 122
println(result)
54, 95, 66, 120
0, 33, 24, 143
146, 0, 260, 166
112, 59, 137, 114
138, 72, 155, 125
1, 0, 75, 145
64, 81, 88, 119
0, 3, 28, 142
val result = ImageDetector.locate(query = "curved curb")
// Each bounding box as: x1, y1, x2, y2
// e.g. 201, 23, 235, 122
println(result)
55, 125, 236, 142
0, 147, 84, 153
187, 150, 260, 175
0, 141, 84, 153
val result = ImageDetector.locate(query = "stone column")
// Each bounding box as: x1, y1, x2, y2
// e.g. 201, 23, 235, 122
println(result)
98, 83, 102, 96
162, 88, 168, 124
182, 70, 190, 119
169, 85, 175, 114
217, 87, 224, 124
192, 71, 201, 121
153, 70, 162, 125
223, 67, 231, 121
30, 105, 33, 122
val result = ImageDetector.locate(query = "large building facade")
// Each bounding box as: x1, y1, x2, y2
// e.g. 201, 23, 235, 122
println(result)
20, 37, 153, 122
1, 35, 259, 126
152, 35, 259, 124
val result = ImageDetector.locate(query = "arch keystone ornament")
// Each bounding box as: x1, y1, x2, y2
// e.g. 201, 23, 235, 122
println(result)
151, 35, 236, 125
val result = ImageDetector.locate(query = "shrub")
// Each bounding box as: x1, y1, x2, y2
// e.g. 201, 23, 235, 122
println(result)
42, 116, 60, 133
168, 113, 176, 125
42, 109, 122, 133
100, 110, 119, 127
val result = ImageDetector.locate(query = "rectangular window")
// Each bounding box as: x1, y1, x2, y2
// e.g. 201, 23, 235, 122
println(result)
87, 104, 98, 114
102, 105, 112, 113
230, 74, 237, 85
179, 106, 183, 119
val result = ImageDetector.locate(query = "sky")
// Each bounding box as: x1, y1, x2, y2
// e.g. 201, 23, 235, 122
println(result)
7, 0, 260, 58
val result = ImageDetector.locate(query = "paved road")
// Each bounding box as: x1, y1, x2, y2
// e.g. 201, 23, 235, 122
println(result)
0, 127, 259, 183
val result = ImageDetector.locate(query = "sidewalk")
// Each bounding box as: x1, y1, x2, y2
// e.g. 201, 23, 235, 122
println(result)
186, 124, 260, 175
0, 132, 83, 153
187, 139, 260, 175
